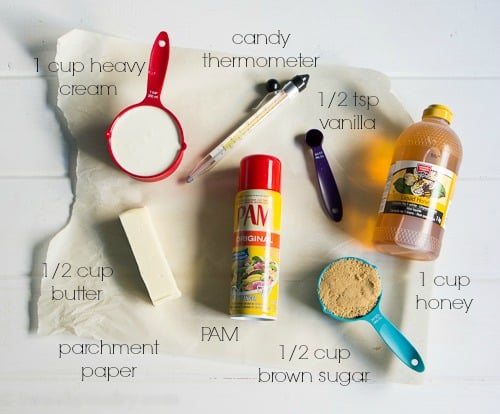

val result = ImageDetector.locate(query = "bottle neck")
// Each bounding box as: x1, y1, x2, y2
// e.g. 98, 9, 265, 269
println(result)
422, 116, 450, 126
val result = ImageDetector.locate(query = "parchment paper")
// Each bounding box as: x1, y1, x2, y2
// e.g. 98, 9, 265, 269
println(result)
38, 29, 433, 383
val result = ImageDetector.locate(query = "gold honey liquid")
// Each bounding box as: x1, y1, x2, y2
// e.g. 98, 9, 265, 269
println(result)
373, 105, 463, 261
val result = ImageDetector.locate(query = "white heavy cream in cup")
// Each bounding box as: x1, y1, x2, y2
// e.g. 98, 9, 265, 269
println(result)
110, 106, 181, 177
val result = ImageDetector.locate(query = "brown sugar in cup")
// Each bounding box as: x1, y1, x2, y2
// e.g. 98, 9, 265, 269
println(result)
316, 257, 425, 372
318, 257, 381, 319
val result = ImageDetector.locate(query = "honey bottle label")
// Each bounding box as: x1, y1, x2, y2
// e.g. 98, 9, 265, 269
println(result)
378, 160, 457, 228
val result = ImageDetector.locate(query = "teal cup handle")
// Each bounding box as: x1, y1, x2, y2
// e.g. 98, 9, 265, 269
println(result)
363, 305, 425, 373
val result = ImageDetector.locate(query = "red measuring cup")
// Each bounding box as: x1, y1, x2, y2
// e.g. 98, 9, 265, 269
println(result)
106, 31, 186, 181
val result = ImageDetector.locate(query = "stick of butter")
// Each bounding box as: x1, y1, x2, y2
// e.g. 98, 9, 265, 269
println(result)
119, 207, 181, 305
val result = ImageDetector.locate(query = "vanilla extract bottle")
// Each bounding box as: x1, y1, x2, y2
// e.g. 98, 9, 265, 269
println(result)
373, 104, 463, 261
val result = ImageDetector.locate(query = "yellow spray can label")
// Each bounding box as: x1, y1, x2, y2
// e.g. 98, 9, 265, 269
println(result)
229, 189, 281, 320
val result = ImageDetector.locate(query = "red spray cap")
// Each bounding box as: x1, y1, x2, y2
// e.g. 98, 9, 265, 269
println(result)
238, 154, 281, 192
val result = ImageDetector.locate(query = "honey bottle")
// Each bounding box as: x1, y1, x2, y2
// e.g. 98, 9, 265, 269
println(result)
373, 104, 463, 260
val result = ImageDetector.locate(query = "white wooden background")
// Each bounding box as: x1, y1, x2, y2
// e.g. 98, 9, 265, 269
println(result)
1, 0, 499, 412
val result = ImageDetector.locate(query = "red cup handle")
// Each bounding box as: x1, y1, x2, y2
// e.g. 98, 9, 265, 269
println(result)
144, 31, 170, 104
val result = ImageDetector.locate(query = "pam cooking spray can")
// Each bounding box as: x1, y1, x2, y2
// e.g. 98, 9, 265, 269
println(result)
229, 154, 282, 320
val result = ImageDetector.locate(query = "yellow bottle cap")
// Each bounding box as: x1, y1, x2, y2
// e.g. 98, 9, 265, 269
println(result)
422, 104, 453, 124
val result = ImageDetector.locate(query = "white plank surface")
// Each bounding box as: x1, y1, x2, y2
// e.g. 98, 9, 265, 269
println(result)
1, 0, 499, 412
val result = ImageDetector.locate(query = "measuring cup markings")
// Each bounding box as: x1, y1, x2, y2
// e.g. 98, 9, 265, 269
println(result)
368, 311, 383, 325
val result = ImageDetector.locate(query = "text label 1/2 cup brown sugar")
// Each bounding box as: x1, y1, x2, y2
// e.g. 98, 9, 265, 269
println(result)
318, 258, 381, 319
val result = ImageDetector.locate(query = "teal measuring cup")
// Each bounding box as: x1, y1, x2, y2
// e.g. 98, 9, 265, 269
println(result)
317, 257, 425, 373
